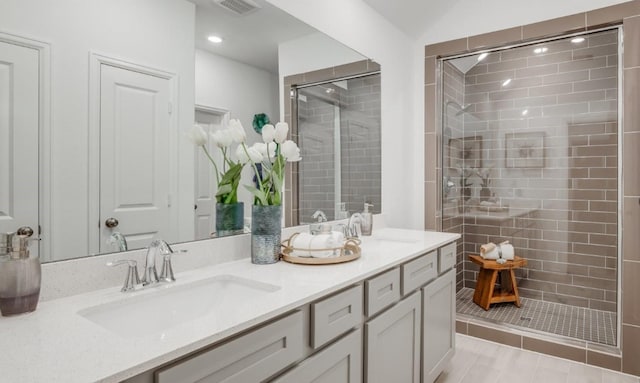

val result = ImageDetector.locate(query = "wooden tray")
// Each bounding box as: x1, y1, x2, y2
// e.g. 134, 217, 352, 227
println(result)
280, 235, 361, 265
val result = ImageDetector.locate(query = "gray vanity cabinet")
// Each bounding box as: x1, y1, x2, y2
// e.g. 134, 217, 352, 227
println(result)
422, 268, 456, 383
271, 329, 362, 383
364, 291, 422, 383
123, 240, 458, 383
154, 311, 304, 383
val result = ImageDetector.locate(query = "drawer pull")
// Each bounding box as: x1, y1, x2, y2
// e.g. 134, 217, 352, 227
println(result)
377, 283, 394, 297
410, 262, 433, 278
328, 305, 352, 324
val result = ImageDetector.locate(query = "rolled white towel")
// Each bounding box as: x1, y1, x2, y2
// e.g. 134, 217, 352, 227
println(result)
310, 231, 346, 258
290, 232, 315, 257
481, 248, 500, 260
480, 242, 496, 257
498, 243, 514, 260
291, 232, 345, 258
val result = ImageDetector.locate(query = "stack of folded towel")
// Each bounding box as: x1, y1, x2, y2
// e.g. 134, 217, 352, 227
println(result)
290, 231, 345, 258
480, 240, 514, 260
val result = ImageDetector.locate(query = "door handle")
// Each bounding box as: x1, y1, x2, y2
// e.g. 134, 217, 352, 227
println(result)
105, 218, 119, 228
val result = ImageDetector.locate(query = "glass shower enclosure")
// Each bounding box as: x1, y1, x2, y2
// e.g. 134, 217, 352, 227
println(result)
440, 28, 621, 346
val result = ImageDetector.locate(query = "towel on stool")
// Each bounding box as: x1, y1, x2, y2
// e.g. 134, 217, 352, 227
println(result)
480, 242, 499, 260
498, 241, 514, 260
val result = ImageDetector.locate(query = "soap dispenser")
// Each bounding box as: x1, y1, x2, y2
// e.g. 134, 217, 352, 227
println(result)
336, 202, 349, 220
310, 210, 328, 235
0, 232, 41, 316
361, 202, 374, 236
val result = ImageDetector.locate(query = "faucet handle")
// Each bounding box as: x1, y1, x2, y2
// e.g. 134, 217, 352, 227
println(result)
107, 259, 140, 292
159, 249, 186, 283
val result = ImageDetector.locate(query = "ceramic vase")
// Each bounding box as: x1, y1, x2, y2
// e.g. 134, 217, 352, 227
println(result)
251, 204, 282, 264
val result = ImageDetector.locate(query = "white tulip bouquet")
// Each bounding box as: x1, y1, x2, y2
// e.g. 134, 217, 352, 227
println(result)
238, 121, 301, 206
187, 119, 248, 204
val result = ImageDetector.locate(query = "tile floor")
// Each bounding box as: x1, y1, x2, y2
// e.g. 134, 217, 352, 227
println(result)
457, 288, 617, 346
436, 334, 638, 383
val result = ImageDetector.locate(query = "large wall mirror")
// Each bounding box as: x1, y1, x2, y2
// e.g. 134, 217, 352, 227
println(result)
0, 0, 381, 263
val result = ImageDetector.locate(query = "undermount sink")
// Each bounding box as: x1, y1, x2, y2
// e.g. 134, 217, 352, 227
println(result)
368, 229, 421, 245
78, 275, 280, 338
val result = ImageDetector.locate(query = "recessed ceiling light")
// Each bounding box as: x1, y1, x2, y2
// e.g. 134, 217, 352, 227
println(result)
571, 37, 585, 44
502, 78, 512, 87
477, 53, 489, 61
533, 47, 548, 54
522, 109, 529, 116
207, 35, 223, 44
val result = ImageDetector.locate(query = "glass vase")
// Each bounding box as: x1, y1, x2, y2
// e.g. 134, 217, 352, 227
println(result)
216, 202, 244, 237
480, 187, 491, 202
251, 204, 282, 264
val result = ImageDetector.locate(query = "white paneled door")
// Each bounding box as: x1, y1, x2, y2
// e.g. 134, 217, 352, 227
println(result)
99, 64, 172, 252
0, 40, 39, 257
193, 109, 224, 240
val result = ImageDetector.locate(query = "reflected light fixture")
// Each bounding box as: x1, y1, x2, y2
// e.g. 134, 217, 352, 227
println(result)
207, 35, 223, 44
477, 52, 489, 61
502, 78, 512, 87
571, 37, 585, 44
533, 47, 548, 54
522, 109, 529, 116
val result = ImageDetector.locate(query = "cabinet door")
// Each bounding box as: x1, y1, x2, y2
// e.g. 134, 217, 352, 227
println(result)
155, 311, 303, 383
272, 329, 362, 383
422, 269, 455, 383
365, 291, 421, 383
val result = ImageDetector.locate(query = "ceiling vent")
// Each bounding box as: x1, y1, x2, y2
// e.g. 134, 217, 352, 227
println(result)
213, 0, 261, 16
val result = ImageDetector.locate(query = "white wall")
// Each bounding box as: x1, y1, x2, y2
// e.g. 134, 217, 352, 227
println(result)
268, 0, 422, 230
0, 0, 195, 260
196, 49, 279, 129
279, 32, 367, 75
195, 49, 279, 217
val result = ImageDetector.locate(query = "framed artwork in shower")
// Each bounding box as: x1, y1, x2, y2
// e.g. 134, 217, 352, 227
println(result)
505, 132, 545, 168
448, 136, 482, 168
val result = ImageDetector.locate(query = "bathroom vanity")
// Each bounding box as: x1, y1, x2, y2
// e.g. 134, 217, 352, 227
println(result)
0, 228, 459, 383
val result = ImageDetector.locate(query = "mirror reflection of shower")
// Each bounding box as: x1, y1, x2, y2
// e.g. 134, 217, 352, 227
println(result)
295, 72, 381, 224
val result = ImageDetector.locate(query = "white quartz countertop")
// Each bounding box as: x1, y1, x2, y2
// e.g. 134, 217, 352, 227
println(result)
0, 228, 459, 383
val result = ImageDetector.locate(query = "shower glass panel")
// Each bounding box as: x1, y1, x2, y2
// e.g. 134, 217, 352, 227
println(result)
296, 73, 381, 224
440, 28, 620, 346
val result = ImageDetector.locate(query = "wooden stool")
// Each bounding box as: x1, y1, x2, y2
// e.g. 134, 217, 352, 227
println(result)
469, 254, 527, 311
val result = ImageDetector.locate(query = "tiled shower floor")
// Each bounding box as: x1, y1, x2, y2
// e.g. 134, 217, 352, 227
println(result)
456, 288, 617, 346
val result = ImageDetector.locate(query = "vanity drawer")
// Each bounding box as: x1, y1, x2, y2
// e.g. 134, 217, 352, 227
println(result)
365, 267, 401, 317
438, 242, 457, 273
401, 251, 437, 295
311, 284, 363, 349
156, 311, 304, 383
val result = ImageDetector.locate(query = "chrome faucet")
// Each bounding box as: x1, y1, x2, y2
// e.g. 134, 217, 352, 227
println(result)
347, 213, 364, 238
142, 239, 176, 285
106, 232, 128, 252
443, 176, 456, 198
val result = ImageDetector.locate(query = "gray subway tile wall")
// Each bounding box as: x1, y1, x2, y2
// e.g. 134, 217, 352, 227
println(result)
297, 74, 381, 223
443, 29, 619, 313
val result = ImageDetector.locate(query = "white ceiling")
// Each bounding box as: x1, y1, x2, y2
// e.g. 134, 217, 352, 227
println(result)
189, 0, 317, 73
